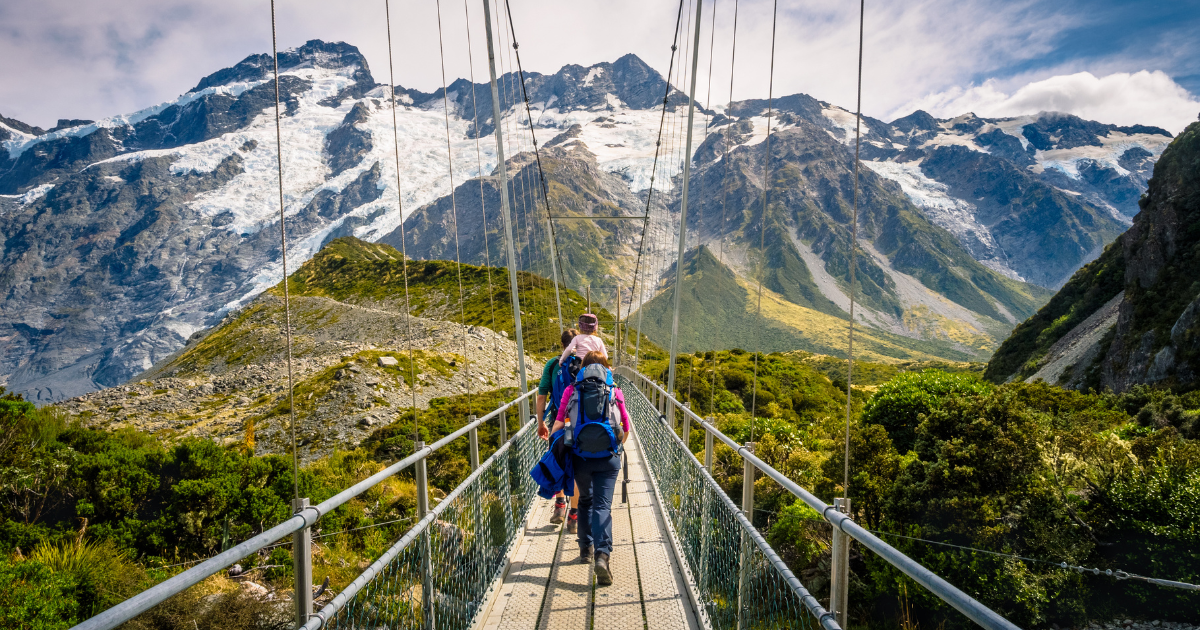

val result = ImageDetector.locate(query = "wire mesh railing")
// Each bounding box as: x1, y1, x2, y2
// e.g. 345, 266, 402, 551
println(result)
616, 366, 1021, 630
306, 413, 543, 629
617, 370, 839, 630
72, 390, 538, 630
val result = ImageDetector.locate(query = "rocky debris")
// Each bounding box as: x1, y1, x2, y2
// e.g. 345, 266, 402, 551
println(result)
1084, 621, 1197, 630
58, 297, 535, 464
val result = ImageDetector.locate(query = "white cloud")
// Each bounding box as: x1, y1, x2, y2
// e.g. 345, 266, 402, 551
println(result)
892, 70, 1200, 134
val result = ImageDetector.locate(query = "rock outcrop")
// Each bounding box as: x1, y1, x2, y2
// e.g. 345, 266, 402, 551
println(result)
986, 122, 1200, 391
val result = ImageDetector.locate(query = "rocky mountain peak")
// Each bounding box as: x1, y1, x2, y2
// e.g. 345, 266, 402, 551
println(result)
190, 39, 374, 93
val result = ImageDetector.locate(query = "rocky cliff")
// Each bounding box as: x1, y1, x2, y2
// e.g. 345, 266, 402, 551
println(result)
986, 121, 1200, 391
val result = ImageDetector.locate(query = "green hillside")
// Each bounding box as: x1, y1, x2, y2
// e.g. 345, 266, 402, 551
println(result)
631, 245, 993, 363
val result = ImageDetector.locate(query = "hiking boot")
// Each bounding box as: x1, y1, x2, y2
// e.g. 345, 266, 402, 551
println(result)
566, 511, 578, 534
595, 552, 612, 585
579, 544, 593, 563
550, 499, 566, 524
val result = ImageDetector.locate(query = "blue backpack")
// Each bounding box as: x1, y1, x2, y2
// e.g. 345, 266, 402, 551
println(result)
546, 355, 581, 421
564, 364, 625, 459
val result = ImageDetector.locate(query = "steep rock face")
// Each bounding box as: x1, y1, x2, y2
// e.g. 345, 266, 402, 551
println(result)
860, 110, 1172, 287
1101, 122, 1200, 390
0, 42, 407, 402
390, 140, 672, 296
986, 122, 1200, 391
919, 145, 1125, 288
673, 115, 1049, 357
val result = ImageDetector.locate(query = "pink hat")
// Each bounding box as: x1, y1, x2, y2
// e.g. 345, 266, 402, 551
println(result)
578, 313, 598, 333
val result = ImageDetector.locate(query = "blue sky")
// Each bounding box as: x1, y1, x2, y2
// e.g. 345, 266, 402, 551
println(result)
1, 0, 1198, 133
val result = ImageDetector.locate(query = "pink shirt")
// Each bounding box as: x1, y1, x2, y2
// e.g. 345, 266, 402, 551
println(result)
559, 334, 608, 365
555, 385, 631, 433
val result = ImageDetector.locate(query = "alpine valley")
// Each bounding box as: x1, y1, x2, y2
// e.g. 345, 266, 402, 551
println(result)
0, 40, 1176, 402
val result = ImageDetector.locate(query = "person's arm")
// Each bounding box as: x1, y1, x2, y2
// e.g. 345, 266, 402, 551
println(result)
614, 388, 630, 443
536, 395, 549, 439
597, 335, 609, 359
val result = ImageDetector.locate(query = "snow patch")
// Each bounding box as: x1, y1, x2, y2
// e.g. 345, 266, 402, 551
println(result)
583, 67, 604, 87
864, 160, 1024, 281
822, 107, 870, 144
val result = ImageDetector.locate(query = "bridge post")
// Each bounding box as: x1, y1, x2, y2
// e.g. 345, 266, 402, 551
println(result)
291, 497, 313, 627
468, 416, 480, 471
416, 442, 436, 630
680, 402, 692, 449
498, 409, 508, 445
699, 418, 715, 604
737, 443, 756, 630
830, 497, 851, 627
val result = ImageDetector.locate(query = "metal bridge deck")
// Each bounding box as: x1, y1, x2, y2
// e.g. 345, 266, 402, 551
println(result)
481, 427, 701, 630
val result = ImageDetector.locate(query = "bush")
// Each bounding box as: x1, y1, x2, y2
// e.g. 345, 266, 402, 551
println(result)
861, 370, 991, 452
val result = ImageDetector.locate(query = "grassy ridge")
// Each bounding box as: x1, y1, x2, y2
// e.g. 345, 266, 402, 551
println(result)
282, 237, 616, 356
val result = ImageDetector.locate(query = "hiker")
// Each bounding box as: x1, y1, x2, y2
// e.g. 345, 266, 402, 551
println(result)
558, 313, 608, 365
551, 351, 630, 586
536, 328, 581, 530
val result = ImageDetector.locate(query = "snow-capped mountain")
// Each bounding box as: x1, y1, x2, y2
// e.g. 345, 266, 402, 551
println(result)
0, 39, 1171, 402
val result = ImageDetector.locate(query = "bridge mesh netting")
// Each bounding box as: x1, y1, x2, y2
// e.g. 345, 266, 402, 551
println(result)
618, 374, 824, 630
318, 420, 544, 630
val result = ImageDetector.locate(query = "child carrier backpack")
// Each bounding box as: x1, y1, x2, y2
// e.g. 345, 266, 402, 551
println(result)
548, 355, 582, 419
564, 364, 624, 458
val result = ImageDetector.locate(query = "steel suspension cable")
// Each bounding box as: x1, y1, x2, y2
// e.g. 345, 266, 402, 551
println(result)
434, 0, 474, 411
711, 0, 739, 415
749, 0, 779, 438
626, 0, 688, 369
268, 0, 300, 499
844, 0, 866, 500
501, 0, 568, 333
383, 0, 421, 440
461, 0, 502, 387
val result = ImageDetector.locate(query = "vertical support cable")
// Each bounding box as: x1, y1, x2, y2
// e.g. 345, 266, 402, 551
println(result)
383, 0, 423, 440
844, 0, 866, 500
666, 0, 705, 405
267, 0, 299, 502
749, 0, 779, 437
482, 0, 530, 410
461, 0, 503, 388
434, 0, 474, 414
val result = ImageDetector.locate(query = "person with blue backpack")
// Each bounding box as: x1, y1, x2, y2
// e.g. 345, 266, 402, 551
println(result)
550, 351, 631, 586
536, 328, 581, 529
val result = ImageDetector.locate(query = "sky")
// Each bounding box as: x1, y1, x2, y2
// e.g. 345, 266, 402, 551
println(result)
1, 0, 1199, 134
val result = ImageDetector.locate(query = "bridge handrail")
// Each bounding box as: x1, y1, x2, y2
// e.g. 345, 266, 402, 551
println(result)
72, 388, 538, 630
618, 370, 839, 630
302, 413, 539, 628
617, 367, 1020, 630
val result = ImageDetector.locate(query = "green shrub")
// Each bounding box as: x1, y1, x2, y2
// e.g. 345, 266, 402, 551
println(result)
862, 370, 991, 452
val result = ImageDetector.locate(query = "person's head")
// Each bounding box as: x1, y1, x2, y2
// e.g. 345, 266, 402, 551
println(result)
561, 328, 578, 349
578, 313, 598, 334
581, 351, 610, 368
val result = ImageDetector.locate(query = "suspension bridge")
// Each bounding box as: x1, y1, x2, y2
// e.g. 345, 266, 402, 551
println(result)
66, 0, 1053, 629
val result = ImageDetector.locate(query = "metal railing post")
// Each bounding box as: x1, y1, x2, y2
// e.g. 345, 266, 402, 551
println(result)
680, 403, 692, 450
499, 409, 508, 445
737, 443, 756, 630
699, 418, 715, 605
292, 497, 313, 627
468, 415, 480, 471
830, 497, 851, 627
415, 441, 436, 630
667, 397, 676, 428
703, 419, 714, 470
